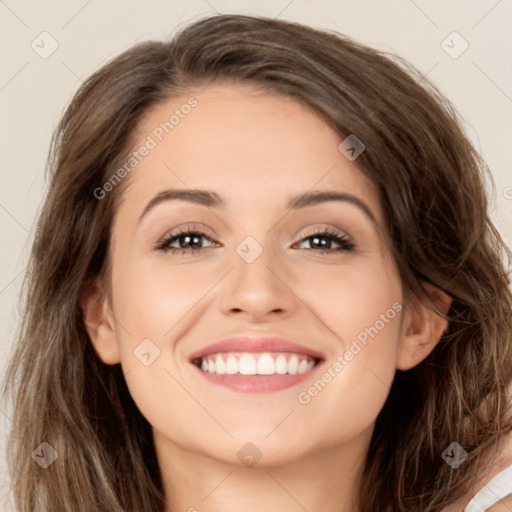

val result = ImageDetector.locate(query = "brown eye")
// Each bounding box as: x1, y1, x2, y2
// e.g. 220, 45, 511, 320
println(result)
155, 230, 217, 253
296, 229, 355, 252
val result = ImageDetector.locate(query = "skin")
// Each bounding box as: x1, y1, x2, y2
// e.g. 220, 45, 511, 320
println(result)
83, 82, 451, 512
487, 495, 512, 511
444, 429, 512, 511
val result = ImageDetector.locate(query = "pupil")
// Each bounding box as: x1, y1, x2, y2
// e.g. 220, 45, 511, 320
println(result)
313, 236, 330, 249
183, 234, 200, 248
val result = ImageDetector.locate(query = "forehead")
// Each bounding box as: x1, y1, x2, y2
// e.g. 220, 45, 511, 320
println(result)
116, 82, 383, 224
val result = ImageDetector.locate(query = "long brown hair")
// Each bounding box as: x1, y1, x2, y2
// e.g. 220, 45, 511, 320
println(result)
3, 14, 511, 512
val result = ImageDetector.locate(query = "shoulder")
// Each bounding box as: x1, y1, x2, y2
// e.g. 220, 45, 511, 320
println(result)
444, 429, 512, 512
485, 493, 512, 511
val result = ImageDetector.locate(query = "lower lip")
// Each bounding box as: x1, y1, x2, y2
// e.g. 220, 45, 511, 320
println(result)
191, 361, 323, 393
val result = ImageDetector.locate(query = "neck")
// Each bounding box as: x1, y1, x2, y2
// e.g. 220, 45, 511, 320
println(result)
154, 426, 372, 512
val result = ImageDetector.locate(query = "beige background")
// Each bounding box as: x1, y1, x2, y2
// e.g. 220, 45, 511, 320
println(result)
1, 0, 511, 508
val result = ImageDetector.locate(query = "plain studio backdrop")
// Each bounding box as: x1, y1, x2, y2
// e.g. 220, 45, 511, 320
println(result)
0, 0, 511, 509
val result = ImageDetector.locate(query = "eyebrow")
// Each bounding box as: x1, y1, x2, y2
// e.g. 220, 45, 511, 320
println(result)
138, 188, 378, 225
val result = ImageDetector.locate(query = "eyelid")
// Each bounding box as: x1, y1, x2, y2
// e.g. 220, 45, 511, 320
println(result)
157, 223, 352, 244
297, 224, 350, 238
293, 223, 353, 242
160, 222, 216, 239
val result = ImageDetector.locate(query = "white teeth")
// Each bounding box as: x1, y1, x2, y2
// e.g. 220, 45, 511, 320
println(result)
288, 354, 299, 375
298, 359, 308, 374
257, 353, 275, 375
197, 352, 317, 376
225, 356, 238, 375
275, 355, 288, 374
239, 354, 257, 375
215, 355, 225, 375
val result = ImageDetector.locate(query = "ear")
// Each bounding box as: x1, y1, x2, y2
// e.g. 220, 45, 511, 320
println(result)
396, 282, 452, 371
80, 279, 121, 365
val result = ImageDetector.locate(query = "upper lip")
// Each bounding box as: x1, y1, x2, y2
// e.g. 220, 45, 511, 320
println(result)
188, 336, 326, 363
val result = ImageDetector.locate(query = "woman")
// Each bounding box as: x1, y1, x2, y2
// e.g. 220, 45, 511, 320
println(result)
3, 14, 512, 512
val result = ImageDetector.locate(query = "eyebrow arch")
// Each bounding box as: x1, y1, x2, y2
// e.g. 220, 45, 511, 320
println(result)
138, 189, 223, 224
138, 188, 377, 225
288, 190, 377, 224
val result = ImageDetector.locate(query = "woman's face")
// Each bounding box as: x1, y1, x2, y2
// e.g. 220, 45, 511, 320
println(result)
99, 82, 409, 467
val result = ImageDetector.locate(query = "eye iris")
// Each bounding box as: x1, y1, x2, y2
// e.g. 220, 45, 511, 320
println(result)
312, 236, 331, 249
181, 234, 202, 248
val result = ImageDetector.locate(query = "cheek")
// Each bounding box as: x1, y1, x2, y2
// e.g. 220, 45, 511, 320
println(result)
109, 256, 218, 437
109, 256, 225, 409
296, 255, 402, 350
289, 258, 402, 440
111, 254, 219, 344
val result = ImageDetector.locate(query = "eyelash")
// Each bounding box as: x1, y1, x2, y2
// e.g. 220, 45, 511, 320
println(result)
154, 227, 355, 254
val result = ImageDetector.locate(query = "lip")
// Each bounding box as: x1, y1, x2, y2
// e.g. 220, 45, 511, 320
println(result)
188, 336, 326, 393
188, 336, 326, 362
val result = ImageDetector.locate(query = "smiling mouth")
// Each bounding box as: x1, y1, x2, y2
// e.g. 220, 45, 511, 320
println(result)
192, 352, 321, 376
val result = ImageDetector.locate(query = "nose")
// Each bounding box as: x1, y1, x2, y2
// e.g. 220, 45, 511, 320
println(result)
218, 240, 298, 322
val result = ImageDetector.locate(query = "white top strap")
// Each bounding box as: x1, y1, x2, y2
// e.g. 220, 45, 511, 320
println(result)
463, 463, 512, 511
